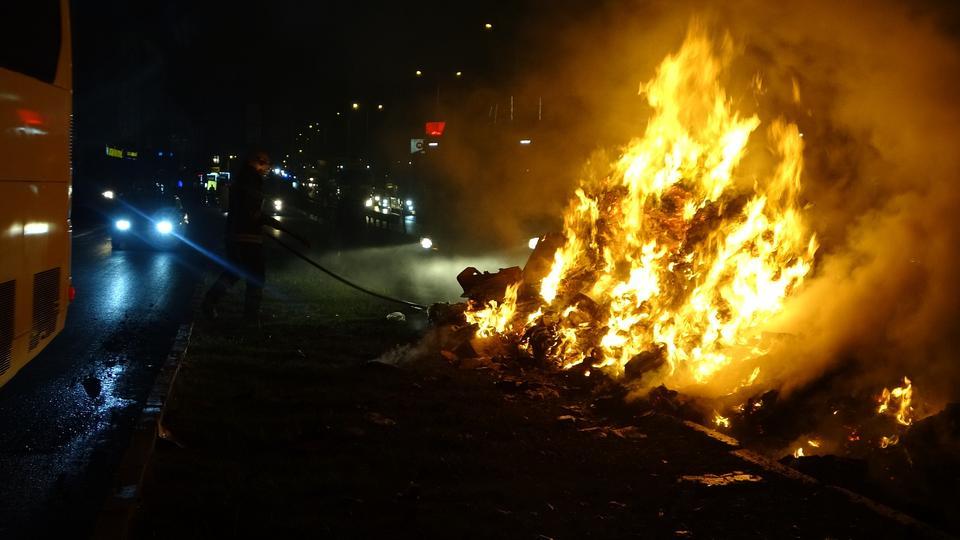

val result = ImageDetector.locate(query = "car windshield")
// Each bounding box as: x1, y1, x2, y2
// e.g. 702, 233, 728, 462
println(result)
119, 186, 178, 211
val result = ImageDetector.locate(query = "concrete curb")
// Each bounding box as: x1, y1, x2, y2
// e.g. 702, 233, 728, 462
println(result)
92, 322, 193, 540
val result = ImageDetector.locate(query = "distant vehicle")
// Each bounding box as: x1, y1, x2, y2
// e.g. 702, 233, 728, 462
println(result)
269, 197, 287, 216
108, 184, 189, 250
0, 0, 73, 388
363, 191, 416, 218
361, 186, 422, 239
263, 172, 303, 218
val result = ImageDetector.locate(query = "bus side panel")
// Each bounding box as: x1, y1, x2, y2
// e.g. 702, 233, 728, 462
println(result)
0, 69, 71, 184
0, 181, 69, 387
21, 180, 71, 340
0, 183, 25, 387
0, 0, 71, 388
0, 66, 71, 386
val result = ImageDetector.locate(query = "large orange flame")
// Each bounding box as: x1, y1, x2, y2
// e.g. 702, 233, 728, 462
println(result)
467, 24, 818, 395
465, 283, 521, 338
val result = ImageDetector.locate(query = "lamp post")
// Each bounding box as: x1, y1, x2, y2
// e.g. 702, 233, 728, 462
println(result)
414, 70, 464, 115
342, 101, 385, 159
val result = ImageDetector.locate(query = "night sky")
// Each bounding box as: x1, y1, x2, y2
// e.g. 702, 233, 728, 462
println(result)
67, 0, 960, 217
70, 1, 582, 157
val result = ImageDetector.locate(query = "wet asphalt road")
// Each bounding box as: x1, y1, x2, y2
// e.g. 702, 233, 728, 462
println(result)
0, 218, 208, 538
0, 201, 526, 538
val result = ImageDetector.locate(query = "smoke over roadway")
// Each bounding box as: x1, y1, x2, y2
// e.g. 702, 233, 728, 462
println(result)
421, 0, 960, 409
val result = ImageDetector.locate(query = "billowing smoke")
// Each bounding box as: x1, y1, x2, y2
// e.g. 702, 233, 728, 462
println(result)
424, 0, 960, 407
721, 0, 960, 408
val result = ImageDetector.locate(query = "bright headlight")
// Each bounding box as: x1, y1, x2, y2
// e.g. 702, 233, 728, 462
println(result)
102, 190, 115, 200
528, 237, 540, 250
156, 220, 173, 234
420, 237, 433, 249
115, 219, 131, 231
273, 199, 283, 211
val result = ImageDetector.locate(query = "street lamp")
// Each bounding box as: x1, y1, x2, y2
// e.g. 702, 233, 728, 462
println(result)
415, 70, 423, 77
352, 102, 360, 110
484, 23, 493, 30
377, 104, 384, 110
455, 71, 462, 77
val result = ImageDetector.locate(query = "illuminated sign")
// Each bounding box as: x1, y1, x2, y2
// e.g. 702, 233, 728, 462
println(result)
425, 121, 446, 137
106, 146, 138, 159
410, 139, 424, 154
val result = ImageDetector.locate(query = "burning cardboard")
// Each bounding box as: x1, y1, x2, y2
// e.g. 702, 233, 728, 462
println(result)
456, 24, 818, 398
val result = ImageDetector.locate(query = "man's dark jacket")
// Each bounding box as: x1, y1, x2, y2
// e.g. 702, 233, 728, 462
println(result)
225, 164, 281, 243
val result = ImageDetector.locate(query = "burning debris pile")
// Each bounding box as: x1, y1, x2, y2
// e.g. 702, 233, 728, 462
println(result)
419, 13, 960, 534
447, 25, 819, 396
427, 24, 948, 464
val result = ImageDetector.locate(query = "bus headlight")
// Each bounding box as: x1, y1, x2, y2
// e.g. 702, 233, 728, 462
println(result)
156, 220, 173, 234
115, 219, 131, 231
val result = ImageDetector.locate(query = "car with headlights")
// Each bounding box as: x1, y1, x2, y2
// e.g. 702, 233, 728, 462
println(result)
269, 196, 286, 216
109, 184, 189, 250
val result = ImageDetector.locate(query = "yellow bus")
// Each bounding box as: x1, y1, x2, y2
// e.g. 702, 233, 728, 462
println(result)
0, 0, 73, 388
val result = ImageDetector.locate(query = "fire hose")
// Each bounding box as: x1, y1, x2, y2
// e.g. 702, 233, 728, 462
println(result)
266, 233, 428, 311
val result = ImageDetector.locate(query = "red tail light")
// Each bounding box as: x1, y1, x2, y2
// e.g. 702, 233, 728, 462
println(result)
69, 286, 76, 302
17, 109, 44, 126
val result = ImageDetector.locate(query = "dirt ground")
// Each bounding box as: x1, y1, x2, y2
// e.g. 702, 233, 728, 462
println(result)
129, 259, 936, 539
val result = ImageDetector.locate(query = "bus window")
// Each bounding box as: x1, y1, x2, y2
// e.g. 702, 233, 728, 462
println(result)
0, 2, 62, 83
